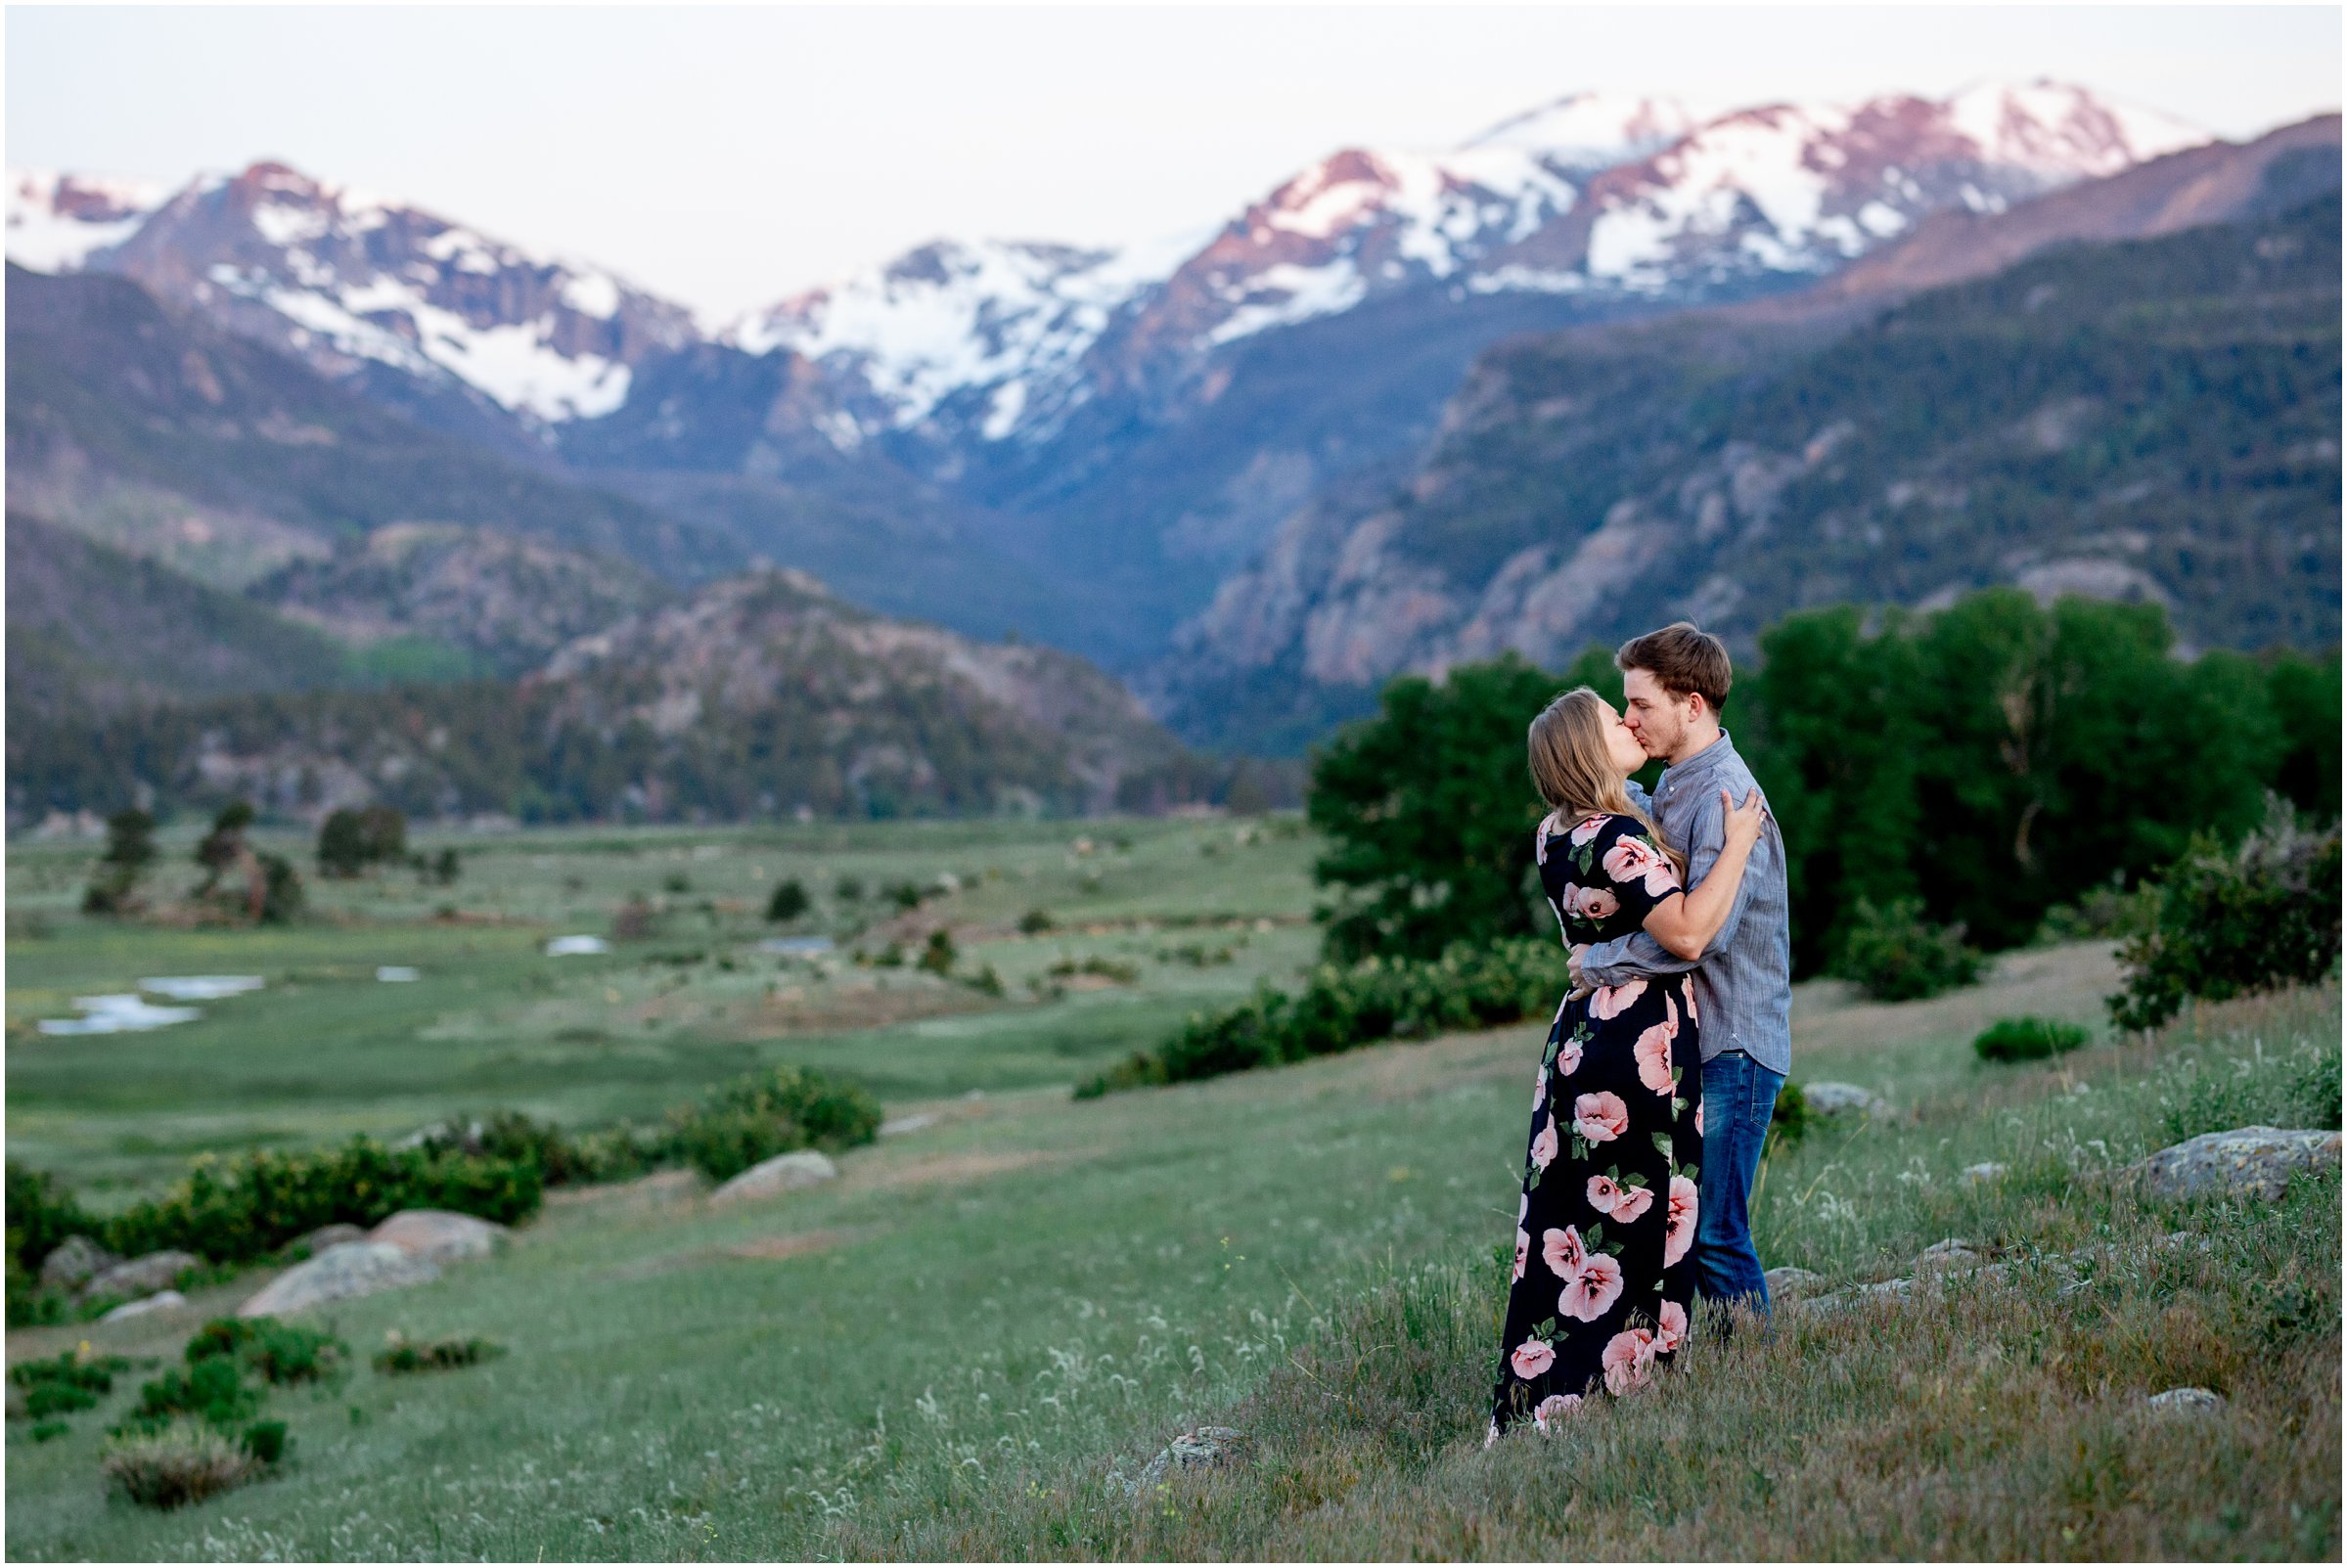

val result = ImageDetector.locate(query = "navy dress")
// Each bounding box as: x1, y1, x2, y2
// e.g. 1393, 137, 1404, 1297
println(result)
1488, 809, 1704, 1440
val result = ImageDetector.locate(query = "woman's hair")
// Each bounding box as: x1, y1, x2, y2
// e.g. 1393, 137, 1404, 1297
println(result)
1526, 687, 1686, 874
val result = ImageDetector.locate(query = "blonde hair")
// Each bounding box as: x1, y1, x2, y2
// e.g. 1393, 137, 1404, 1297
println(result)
1526, 688, 1686, 874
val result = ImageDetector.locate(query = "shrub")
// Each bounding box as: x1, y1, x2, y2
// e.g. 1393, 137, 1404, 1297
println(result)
1830, 898, 1983, 1002
1768, 1080, 1814, 1147
835, 875, 864, 901
1047, 956, 1140, 984
317, 805, 407, 877
101, 1420, 260, 1509
661, 1065, 883, 1182
918, 929, 957, 974
1017, 908, 1055, 934
185, 1317, 346, 1385
82, 807, 157, 915
94, 1138, 542, 1266
766, 878, 810, 921
883, 879, 925, 911
13, 1349, 131, 1420
373, 1331, 505, 1374
965, 963, 1006, 998
1078, 938, 1571, 1096
6, 1159, 96, 1276
2108, 804, 2343, 1032
125, 1356, 262, 1430
1972, 1016, 2092, 1062
241, 1419, 289, 1464
2035, 881, 2160, 944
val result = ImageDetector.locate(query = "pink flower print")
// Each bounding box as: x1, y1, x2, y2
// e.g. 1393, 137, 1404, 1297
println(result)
1686, 984, 1699, 1028
1530, 1115, 1560, 1170
1511, 1337, 1556, 1380
1693, 1097, 1705, 1137
1571, 884, 1620, 921
1532, 1393, 1582, 1430
1602, 833, 1681, 895
1663, 994, 1680, 1038
1634, 1023, 1676, 1095
1664, 1174, 1699, 1268
1589, 978, 1646, 1020
1569, 813, 1607, 847
1556, 1035, 1584, 1077
1573, 1092, 1630, 1144
1587, 1174, 1654, 1224
1602, 1327, 1656, 1395
1656, 1299, 1689, 1356
1541, 1225, 1585, 1280
1559, 1249, 1623, 1322
1512, 1227, 1529, 1282
1534, 812, 1560, 865
1533, 1063, 1549, 1111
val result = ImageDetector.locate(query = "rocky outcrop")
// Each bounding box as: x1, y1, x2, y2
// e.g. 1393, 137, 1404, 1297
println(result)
368, 1210, 509, 1266
38, 1235, 120, 1294
1803, 1082, 1895, 1119
101, 1289, 188, 1322
2127, 1127, 2342, 1202
237, 1241, 440, 1318
82, 1250, 200, 1302
708, 1150, 839, 1207
2144, 1386, 2227, 1415
1122, 1426, 1249, 1497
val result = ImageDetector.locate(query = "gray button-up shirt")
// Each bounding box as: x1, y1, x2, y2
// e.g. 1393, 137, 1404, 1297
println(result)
1580, 730, 1793, 1075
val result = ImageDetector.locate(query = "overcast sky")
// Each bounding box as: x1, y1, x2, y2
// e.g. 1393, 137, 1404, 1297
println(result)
8, 5, 2339, 321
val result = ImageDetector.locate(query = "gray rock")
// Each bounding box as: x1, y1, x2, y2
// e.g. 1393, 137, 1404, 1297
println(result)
1763, 1266, 1827, 1300
1803, 1081, 1892, 1118
1801, 1277, 1913, 1314
101, 1289, 189, 1322
293, 1222, 368, 1256
39, 1234, 121, 1293
880, 1113, 939, 1138
708, 1150, 839, 1206
1126, 1426, 1248, 1496
1912, 1238, 1986, 1277
1961, 1162, 2008, 1186
2144, 1386, 2227, 1415
238, 1241, 439, 1318
82, 1249, 202, 1302
368, 1209, 509, 1265
2129, 1127, 2342, 1202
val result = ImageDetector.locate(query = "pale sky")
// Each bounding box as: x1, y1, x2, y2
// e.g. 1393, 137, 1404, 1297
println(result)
7, 5, 2339, 321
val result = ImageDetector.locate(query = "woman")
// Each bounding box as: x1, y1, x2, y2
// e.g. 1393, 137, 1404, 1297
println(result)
1488, 687, 1766, 1442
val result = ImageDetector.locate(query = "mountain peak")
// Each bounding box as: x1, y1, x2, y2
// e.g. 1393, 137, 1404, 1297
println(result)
1462, 91, 1706, 165
6, 166, 170, 272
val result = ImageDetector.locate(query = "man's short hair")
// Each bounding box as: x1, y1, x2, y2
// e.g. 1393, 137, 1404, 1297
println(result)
1616, 622, 1733, 714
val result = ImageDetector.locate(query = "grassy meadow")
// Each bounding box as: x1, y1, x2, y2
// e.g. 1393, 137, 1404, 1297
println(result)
4, 813, 2339, 1559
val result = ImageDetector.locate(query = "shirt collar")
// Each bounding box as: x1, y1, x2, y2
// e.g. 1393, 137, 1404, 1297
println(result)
1659, 729, 1737, 791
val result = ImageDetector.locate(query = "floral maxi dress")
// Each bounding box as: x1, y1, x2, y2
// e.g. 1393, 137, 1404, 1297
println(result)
1489, 810, 1703, 1440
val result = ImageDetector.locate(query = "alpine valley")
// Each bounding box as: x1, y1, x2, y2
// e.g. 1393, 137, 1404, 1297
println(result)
6, 79, 2338, 809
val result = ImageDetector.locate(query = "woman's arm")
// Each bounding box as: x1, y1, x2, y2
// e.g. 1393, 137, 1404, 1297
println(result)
1642, 787, 1766, 961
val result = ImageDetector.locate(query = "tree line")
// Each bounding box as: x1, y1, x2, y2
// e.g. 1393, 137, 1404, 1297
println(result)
1309, 589, 2340, 977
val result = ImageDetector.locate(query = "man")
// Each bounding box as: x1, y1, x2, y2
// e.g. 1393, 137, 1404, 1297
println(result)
1570, 622, 1792, 1320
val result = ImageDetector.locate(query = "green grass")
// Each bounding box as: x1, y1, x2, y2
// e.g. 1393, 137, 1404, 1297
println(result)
5, 816, 2337, 1559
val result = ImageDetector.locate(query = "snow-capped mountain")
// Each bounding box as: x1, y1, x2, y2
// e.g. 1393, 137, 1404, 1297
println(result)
9, 160, 700, 431
727, 81, 2208, 450
6, 169, 169, 271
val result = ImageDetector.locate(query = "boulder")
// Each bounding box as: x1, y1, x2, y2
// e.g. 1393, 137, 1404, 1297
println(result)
368, 1209, 510, 1265
708, 1150, 839, 1206
293, 1222, 368, 1256
1911, 1238, 1986, 1278
1803, 1081, 1892, 1118
2129, 1127, 2342, 1202
101, 1289, 189, 1322
1800, 1277, 1913, 1315
1763, 1266, 1827, 1300
2144, 1386, 2227, 1415
39, 1234, 121, 1294
1126, 1426, 1248, 1496
1961, 1162, 2008, 1186
237, 1241, 439, 1318
81, 1249, 202, 1302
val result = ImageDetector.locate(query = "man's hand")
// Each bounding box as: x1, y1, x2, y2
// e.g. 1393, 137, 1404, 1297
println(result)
1567, 943, 1593, 1001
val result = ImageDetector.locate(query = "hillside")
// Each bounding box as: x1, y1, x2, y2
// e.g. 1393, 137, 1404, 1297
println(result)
4, 512, 351, 722
6, 567, 1196, 825
1157, 124, 2343, 748
3, 263, 736, 589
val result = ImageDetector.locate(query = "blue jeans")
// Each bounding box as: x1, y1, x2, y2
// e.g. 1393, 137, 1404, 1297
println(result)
1696, 1049, 1783, 1318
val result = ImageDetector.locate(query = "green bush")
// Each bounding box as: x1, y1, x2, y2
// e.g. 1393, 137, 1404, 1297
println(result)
2109, 804, 2343, 1032
766, 878, 810, 921
1078, 938, 1571, 1096
1831, 898, 1984, 1002
373, 1331, 505, 1374
660, 1065, 883, 1182
6, 1159, 95, 1277
124, 1356, 262, 1431
241, 1419, 289, 1464
1017, 908, 1056, 934
1972, 1016, 2092, 1062
185, 1317, 346, 1385
1768, 1080, 1814, 1147
918, 929, 957, 974
13, 1349, 133, 1422
95, 1138, 542, 1266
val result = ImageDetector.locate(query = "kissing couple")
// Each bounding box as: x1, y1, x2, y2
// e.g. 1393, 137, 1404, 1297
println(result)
1489, 622, 1794, 1441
